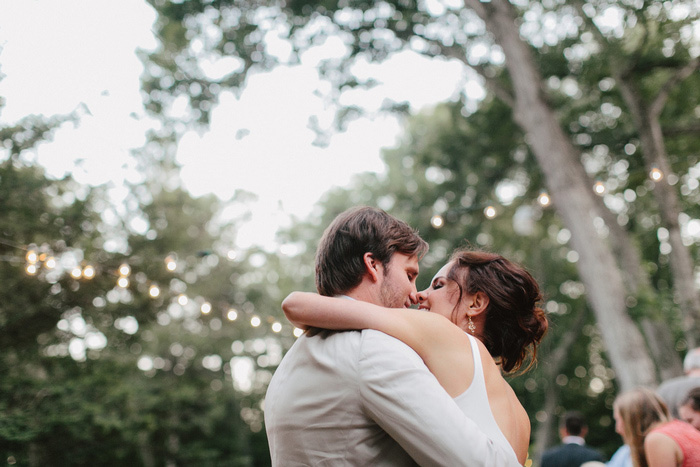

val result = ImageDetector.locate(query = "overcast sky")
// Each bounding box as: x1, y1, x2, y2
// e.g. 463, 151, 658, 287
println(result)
0, 0, 473, 249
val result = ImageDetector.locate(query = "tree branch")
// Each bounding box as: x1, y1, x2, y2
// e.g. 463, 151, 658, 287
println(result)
650, 56, 700, 119
571, 1, 608, 46
437, 43, 515, 107
662, 122, 700, 137
462, 0, 488, 20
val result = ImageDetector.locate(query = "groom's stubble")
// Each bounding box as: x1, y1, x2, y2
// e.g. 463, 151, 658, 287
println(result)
379, 265, 408, 309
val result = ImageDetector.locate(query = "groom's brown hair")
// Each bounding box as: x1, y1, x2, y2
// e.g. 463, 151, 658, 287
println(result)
315, 206, 427, 297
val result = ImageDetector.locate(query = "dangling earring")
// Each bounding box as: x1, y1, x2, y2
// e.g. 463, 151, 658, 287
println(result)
467, 316, 476, 334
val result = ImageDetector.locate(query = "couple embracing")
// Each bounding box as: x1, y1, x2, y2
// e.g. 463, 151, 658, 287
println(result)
264, 206, 548, 466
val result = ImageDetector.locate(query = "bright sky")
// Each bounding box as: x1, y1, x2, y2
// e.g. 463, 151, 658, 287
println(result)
0, 0, 474, 250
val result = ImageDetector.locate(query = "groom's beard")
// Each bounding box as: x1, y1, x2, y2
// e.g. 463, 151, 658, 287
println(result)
379, 278, 406, 309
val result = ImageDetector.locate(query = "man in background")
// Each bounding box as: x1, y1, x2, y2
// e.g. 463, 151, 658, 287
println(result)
541, 411, 605, 467
657, 347, 700, 418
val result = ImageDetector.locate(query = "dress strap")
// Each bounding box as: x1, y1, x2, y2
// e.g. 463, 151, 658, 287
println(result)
466, 333, 483, 385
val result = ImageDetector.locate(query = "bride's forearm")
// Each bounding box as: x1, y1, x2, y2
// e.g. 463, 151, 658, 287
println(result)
282, 292, 374, 330
281, 292, 443, 357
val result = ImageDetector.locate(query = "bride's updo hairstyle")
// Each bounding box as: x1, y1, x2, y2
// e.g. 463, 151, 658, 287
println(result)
446, 248, 548, 374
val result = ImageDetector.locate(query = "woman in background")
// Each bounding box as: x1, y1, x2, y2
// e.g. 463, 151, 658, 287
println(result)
613, 387, 700, 467
677, 387, 700, 431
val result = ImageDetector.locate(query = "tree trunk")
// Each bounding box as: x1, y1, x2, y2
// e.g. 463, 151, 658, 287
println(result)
464, 0, 657, 390
616, 74, 700, 347
590, 182, 683, 379
641, 318, 684, 381
531, 307, 589, 462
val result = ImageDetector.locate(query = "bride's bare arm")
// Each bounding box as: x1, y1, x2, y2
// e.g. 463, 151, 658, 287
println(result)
282, 292, 430, 353
282, 292, 468, 388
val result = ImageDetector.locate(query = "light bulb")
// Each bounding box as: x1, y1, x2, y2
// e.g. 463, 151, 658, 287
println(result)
650, 167, 663, 182
593, 181, 606, 195
118, 264, 131, 276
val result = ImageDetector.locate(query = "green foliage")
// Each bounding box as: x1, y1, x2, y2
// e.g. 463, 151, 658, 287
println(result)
0, 152, 274, 464
4, 0, 698, 463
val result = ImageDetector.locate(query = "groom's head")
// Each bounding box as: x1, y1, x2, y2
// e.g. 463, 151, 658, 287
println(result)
315, 206, 428, 307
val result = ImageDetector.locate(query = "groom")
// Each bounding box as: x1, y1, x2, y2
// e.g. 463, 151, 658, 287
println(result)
264, 206, 518, 466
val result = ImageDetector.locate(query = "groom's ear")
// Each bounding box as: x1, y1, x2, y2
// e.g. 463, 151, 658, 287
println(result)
363, 252, 382, 283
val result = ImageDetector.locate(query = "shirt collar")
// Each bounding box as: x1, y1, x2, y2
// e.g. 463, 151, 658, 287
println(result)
562, 436, 585, 446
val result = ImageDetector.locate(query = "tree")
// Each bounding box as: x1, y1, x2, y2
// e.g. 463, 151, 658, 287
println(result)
573, 0, 700, 348
142, 0, 700, 391
0, 120, 277, 464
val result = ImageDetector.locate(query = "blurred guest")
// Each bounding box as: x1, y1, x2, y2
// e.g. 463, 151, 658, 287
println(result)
541, 411, 605, 467
606, 444, 632, 467
657, 347, 700, 418
614, 387, 700, 467
677, 387, 700, 431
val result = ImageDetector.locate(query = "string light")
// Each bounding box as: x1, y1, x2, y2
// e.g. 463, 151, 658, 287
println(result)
5, 159, 677, 341
116, 263, 131, 288
118, 264, 131, 276
82, 265, 96, 280
4, 239, 299, 338
165, 255, 177, 271
593, 181, 606, 195
430, 214, 444, 228
649, 166, 664, 182
484, 205, 497, 219
26, 250, 38, 263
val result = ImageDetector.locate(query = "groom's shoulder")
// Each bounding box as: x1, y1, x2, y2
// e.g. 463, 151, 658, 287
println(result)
296, 329, 419, 361
360, 329, 422, 359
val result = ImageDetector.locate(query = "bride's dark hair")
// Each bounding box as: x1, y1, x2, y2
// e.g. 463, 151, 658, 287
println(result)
447, 248, 548, 373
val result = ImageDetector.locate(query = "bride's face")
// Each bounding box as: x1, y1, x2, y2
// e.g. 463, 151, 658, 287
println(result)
416, 261, 464, 323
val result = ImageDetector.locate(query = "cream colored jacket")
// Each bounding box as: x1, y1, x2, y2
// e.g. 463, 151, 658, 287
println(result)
264, 329, 521, 466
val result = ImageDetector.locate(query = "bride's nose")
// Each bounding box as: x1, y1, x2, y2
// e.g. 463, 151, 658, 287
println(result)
416, 289, 429, 302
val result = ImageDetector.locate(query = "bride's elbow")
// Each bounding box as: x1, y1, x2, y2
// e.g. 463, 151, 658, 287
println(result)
281, 292, 301, 317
